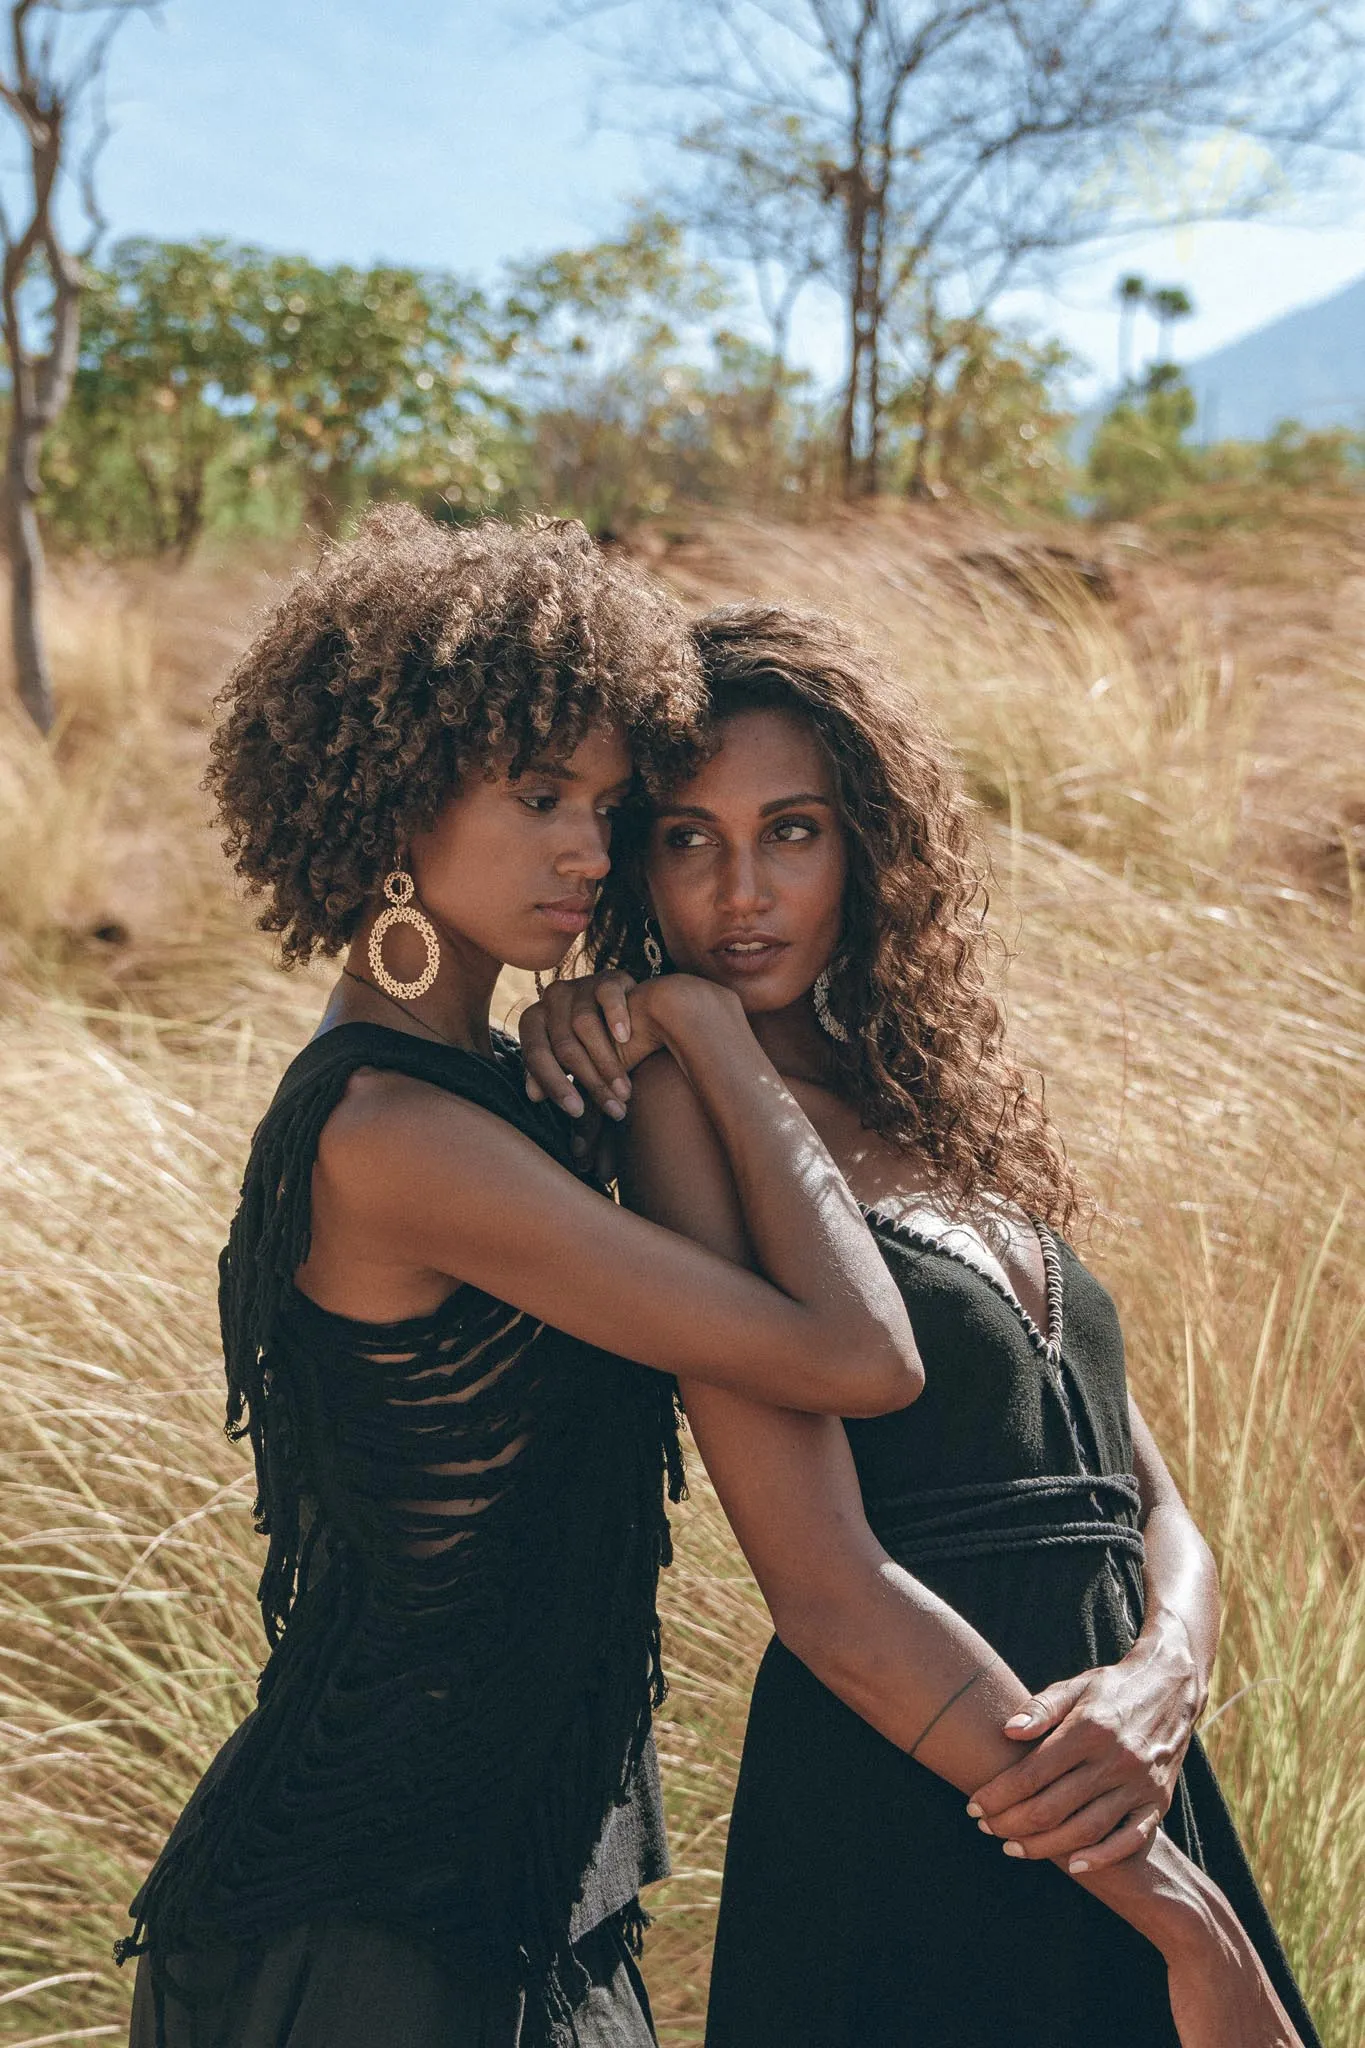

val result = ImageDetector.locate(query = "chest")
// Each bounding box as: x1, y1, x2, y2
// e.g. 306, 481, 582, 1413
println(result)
845, 1229, 1134, 1507
783, 1077, 1051, 1329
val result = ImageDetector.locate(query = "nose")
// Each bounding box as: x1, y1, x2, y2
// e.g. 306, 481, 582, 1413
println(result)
715, 844, 773, 917
554, 808, 613, 884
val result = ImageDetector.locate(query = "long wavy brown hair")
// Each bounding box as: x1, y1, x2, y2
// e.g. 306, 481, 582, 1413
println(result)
591, 602, 1085, 1232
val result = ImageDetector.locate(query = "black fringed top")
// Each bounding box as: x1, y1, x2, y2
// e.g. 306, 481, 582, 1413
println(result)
116, 1022, 683, 2024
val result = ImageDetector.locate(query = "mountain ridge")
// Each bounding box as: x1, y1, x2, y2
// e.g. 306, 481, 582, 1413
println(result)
1183, 269, 1365, 442
1075, 268, 1365, 446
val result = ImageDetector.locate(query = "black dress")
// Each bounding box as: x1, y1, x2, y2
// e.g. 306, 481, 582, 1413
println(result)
704, 1212, 1322, 2048
118, 1024, 682, 2048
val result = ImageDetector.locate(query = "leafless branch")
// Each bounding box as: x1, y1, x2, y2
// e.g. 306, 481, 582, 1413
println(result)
0, 0, 154, 729
553, 0, 1365, 490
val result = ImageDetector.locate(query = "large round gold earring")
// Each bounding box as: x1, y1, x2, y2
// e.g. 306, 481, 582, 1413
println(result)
368, 871, 439, 999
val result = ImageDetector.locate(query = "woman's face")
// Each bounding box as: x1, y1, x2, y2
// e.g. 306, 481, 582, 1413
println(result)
407, 725, 633, 973
645, 706, 847, 1015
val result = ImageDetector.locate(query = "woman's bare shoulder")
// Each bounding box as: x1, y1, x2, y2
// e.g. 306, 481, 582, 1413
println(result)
313, 1066, 529, 1215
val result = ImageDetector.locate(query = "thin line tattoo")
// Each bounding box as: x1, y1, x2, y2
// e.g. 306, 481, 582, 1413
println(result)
907, 1651, 1004, 1760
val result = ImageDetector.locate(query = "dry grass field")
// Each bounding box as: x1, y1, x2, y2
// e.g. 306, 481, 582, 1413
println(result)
0, 503, 1361, 2046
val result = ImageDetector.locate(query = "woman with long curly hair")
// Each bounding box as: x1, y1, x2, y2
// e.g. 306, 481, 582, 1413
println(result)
115, 524, 923, 2048
520, 603, 1319, 2048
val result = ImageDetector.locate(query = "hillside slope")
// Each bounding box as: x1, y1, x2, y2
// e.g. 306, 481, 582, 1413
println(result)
1183, 270, 1365, 441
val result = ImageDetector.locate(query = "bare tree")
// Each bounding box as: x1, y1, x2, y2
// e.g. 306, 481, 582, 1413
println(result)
556, 0, 1365, 497
0, 0, 149, 732
673, 111, 828, 380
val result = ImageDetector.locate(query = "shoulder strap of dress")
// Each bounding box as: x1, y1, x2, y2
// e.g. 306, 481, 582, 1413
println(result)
221, 1020, 569, 1644
272, 1019, 564, 1140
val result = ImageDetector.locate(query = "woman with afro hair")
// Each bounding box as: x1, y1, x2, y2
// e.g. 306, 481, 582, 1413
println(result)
521, 603, 1318, 2048
116, 510, 923, 2048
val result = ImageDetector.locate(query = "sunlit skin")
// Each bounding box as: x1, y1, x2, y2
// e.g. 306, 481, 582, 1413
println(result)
327, 724, 634, 1058
645, 705, 848, 1077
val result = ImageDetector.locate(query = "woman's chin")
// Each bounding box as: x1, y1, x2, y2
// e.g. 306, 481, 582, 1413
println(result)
704, 972, 811, 1017
495, 920, 579, 971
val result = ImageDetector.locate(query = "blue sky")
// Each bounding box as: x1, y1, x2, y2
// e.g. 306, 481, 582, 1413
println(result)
81, 0, 1365, 400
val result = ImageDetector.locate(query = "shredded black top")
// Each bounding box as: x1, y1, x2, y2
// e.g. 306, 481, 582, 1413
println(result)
116, 1023, 683, 2032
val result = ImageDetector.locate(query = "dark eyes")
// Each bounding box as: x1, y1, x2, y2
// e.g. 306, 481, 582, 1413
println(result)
661, 815, 820, 849
518, 791, 622, 818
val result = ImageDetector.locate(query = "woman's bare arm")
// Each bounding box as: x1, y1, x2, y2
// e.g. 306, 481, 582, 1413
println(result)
1128, 1398, 1220, 1713
305, 976, 919, 1416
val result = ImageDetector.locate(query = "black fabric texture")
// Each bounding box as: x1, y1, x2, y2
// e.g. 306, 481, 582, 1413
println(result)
115, 1022, 682, 2046
127, 1907, 658, 2048
704, 1219, 1322, 2048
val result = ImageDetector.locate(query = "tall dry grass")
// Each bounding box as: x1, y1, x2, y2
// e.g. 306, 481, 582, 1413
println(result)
0, 516, 1361, 2046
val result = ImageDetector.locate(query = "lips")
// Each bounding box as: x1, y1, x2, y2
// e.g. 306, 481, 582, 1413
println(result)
537, 897, 595, 934
710, 932, 789, 975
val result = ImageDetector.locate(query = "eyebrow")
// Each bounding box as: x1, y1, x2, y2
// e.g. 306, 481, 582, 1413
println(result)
513, 761, 635, 804
656, 791, 834, 820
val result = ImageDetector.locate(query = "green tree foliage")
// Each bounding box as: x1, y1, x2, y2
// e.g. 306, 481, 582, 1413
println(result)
1256, 419, 1361, 491
1087, 364, 1201, 518
243, 252, 492, 533
45, 240, 259, 559
44, 238, 498, 555
494, 207, 733, 532
36, 218, 1357, 561
885, 303, 1075, 511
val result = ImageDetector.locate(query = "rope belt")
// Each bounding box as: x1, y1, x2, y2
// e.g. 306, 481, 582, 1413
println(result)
869, 1472, 1145, 1569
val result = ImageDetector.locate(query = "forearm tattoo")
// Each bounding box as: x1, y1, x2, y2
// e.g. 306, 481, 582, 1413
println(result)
907, 1651, 1004, 1761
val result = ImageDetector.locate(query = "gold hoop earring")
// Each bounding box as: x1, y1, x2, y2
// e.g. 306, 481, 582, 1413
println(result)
813, 966, 849, 1042
368, 871, 439, 1000
642, 916, 664, 979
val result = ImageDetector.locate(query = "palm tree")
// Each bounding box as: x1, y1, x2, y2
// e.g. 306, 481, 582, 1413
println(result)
1116, 273, 1146, 387
1150, 285, 1195, 365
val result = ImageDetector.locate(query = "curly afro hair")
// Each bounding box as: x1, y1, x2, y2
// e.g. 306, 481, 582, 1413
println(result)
592, 602, 1085, 1231
207, 503, 706, 966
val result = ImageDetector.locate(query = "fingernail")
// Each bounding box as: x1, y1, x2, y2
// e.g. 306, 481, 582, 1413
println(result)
563, 1090, 584, 1117
1002, 1841, 1025, 1859
612, 1020, 630, 1042
612, 1077, 631, 1100
1004, 1713, 1035, 1731
604, 1099, 627, 1121
965, 1802, 982, 1819
977, 1819, 993, 1835
525, 1078, 543, 1101
1069, 1857, 1090, 1874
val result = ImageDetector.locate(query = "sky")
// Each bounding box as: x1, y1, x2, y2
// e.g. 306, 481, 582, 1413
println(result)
59, 0, 1365, 402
